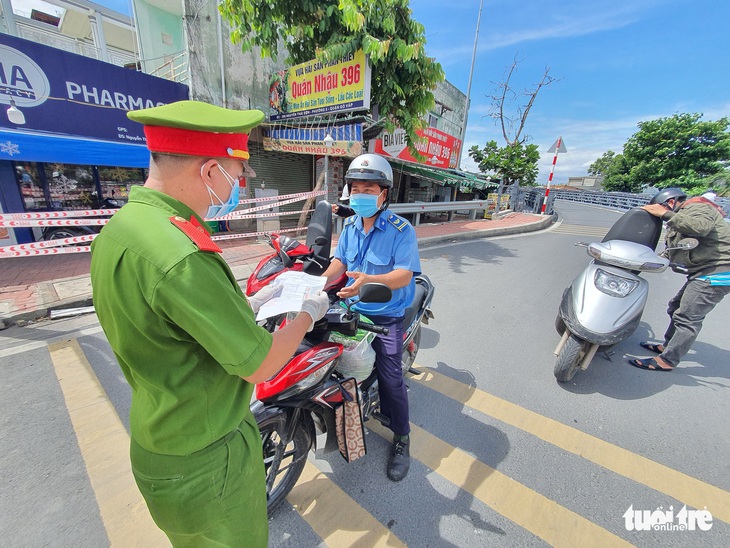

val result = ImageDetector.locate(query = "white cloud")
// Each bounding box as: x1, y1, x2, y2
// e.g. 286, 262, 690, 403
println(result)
430, 1, 663, 64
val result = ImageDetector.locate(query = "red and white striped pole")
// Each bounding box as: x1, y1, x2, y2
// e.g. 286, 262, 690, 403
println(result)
542, 136, 565, 214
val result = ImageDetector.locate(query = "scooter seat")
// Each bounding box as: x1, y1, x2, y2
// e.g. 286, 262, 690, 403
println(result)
403, 281, 427, 330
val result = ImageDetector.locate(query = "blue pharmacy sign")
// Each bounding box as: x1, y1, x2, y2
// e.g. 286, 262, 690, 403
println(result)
0, 33, 188, 145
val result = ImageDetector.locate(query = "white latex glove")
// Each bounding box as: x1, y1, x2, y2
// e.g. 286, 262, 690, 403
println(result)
299, 291, 330, 331
246, 285, 282, 314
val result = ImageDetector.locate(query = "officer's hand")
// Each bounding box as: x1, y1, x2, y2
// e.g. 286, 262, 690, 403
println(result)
246, 285, 282, 314
300, 291, 330, 332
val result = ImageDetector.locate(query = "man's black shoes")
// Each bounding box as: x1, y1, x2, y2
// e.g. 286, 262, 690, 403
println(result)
387, 435, 410, 482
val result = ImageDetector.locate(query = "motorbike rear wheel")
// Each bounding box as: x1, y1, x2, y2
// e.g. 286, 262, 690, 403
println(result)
554, 334, 589, 383
257, 411, 312, 514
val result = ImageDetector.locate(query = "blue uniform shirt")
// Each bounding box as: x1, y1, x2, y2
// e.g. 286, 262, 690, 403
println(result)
334, 209, 421, 317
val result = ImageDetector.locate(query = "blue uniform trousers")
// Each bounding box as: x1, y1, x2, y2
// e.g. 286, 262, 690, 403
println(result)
368, 315, 410, 436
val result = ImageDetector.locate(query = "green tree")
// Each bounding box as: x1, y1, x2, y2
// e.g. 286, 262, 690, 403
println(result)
587, 150, 641, 193
219, 0, 444, 154
595, 113, 730, 194
588, 150, 616, 177
468, 140, 540, 186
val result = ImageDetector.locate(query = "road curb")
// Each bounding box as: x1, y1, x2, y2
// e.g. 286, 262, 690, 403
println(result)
417, 214, 556, 248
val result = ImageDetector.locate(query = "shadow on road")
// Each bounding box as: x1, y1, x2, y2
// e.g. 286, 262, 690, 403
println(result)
421, 239, 517, 275
557, 321, 730, 399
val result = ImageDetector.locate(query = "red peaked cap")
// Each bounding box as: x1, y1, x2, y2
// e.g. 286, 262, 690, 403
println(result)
143, 125, 251, 160
127, 100, 265, 160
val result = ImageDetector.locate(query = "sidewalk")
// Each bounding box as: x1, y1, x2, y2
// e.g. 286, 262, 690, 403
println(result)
0, 212, 554, 328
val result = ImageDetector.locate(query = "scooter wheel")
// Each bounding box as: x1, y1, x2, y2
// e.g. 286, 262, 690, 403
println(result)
554, 334, 588, 383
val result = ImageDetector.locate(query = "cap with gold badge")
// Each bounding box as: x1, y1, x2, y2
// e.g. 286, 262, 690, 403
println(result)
127, 100, 265, 160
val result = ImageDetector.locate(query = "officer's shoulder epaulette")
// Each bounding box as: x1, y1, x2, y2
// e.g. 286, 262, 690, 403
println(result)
344, 215, 357, 226
169, 216, 222, 253
387, 213, 408, 231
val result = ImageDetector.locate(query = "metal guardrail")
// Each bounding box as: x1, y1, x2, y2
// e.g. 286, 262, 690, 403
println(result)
545, 188, 730, 217
389, 200, 493, 225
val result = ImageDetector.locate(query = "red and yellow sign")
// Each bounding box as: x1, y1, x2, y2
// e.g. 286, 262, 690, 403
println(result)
269, 50, 371, 121
374, 127, 462, 169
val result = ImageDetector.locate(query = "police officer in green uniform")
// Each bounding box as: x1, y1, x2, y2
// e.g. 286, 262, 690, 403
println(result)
90, 100, 330, 547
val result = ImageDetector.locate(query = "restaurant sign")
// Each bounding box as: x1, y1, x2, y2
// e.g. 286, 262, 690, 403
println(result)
374, 127, 462, 169
268, 50, 371, 121
263, 124, 363, 157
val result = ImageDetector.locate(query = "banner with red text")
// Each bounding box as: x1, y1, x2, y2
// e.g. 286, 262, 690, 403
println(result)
374, 127, 462, 169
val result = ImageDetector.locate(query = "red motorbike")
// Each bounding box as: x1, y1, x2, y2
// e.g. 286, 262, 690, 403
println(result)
246, 200, 344, 296
253, 280, 434, 514
248, 203, 435, 513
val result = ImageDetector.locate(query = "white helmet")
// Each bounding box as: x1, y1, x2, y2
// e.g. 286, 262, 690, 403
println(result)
345, 154, 393, 188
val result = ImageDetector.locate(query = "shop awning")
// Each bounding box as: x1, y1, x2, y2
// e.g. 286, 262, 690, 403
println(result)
391, 161, 492, 190
0, 128, 150, 168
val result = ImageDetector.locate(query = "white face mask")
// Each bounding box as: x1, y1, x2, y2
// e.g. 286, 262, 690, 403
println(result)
202, 164, 240, 219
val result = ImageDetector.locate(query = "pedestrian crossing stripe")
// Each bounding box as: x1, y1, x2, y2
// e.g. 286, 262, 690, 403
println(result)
550, 224, 610, 236
367, 420, 632, 547
286, 460, 407, 547
48, 339, 170, 547
412, 368, 730, 523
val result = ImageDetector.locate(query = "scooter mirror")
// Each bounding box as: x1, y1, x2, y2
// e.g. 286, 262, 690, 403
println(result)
314, 236, 328, 246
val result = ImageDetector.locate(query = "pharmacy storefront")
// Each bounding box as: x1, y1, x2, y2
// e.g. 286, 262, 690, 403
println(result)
0, 33, 188, 244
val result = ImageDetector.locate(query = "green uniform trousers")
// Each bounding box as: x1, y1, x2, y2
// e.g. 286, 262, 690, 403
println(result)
130, 424, 267, 547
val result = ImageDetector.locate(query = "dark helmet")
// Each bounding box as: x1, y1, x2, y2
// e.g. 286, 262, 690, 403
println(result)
650, 188, 687, 206
345, 154, 393, 188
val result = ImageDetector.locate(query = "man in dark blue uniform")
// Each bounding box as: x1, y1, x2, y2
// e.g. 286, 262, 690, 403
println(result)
322, 153, 421, 481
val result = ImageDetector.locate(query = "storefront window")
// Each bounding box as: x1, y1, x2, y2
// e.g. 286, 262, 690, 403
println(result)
14, 163, 47, 210
98, 166, 146, 205
44, 164, 96, 210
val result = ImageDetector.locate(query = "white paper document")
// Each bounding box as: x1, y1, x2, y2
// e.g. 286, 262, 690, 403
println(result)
255, 271, 327, 321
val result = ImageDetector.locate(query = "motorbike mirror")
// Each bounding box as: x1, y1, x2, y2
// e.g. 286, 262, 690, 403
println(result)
358, 283, 392, 303
668, 238, 699, 251
314, 236, 328, 246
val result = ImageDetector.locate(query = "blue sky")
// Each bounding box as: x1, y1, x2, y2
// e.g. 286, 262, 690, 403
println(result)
409, 0, 730, 181
15, 0, 730, 183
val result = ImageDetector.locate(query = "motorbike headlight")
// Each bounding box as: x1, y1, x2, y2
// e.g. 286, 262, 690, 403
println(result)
594, 268, 638, 297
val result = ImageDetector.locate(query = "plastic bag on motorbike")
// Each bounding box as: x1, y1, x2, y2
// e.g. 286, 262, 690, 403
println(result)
330, 312, 376, 382
335, 377, 367, 462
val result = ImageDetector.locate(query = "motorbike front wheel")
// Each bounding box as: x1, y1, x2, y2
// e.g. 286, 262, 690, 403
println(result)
257, 410, 312, 514
554, 334, 589, 383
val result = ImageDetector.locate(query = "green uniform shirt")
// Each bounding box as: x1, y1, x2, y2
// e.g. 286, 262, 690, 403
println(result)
91, 186, 272, 455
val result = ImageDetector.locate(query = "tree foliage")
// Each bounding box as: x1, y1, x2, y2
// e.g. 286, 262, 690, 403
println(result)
468, 140, 540, 186
219, 0, 444, 154
593, 113, 730, 194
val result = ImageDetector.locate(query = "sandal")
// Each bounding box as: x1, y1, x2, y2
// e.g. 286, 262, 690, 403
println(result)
639, 342, 664, 354
628, 357, 674, 371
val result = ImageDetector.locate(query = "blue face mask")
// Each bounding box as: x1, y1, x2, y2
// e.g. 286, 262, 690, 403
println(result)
349, 192, 383, 218
204, 164, 240, 219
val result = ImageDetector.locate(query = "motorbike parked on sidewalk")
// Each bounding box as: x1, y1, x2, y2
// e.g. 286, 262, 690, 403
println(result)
553, 208, 697, 383
253, 275, 434, 513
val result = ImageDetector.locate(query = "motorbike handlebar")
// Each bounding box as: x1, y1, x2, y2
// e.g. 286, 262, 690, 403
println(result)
357, 321, 389, 336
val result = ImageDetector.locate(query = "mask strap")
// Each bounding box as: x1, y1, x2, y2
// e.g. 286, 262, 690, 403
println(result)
201, 162, 226, 206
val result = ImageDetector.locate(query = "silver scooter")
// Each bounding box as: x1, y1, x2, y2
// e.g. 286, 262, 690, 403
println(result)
553, 208, 696, 383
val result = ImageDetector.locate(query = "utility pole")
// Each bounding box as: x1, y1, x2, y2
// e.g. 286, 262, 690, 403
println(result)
456, 0, 484, 170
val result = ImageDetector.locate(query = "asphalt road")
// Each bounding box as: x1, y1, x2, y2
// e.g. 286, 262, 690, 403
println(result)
1, 201, 728, 547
